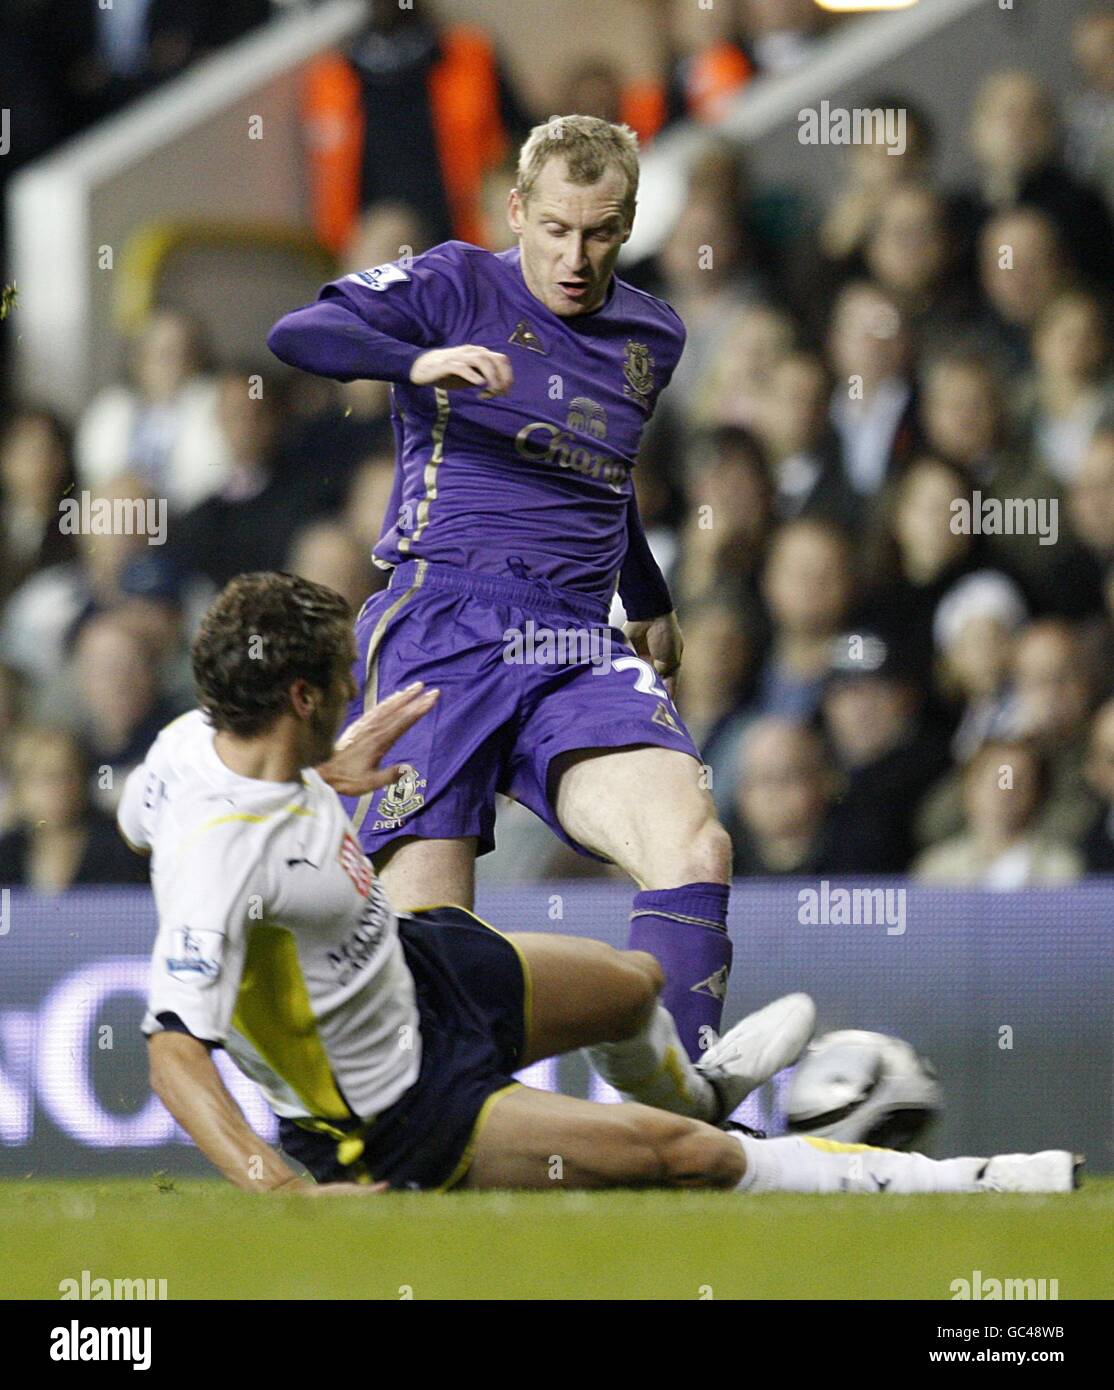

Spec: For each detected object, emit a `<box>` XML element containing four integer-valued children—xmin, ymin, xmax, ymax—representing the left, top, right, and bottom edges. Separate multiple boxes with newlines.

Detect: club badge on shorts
<box><xmin>376</xmin><ymin>764</ymin><xmax>428</xmax><ymax>822</ymax></box>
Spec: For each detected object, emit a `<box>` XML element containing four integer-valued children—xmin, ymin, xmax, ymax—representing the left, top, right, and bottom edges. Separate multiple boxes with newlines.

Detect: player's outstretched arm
<box><xmin>148</xmin><ymin>1030</ymin><xmax>303</xmax><ymax>1191</ymax></box>
<box><xmin>147</xmin><ymin>1031</ymin><xmax>385</xmax><ymax>1195</ymax></box>
<box><xmin>317</xmin><ymin>681</ymin><xmax>440</xmax><ymax>795</ymax></box>
<box><xmin>267</xmin><ymin>299</ymin><xmax>429</xmax><ymax>385</ymax></box>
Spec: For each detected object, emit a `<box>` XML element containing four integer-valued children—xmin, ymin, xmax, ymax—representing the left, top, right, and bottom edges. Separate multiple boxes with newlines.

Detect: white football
<box><xmin>785</xmin><ymin>1029</ymin><xmax>943</xmax><ymax>1150</ymax></box>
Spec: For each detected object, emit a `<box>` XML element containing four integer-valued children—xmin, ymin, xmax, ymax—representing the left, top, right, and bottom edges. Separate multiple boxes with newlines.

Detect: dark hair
<box><xmin>0</xmin><ymin>402</ymin><xmax>72</xmax><ymax>451</ymax></box>
<box><xmin>863</xmin><ymin>453</ymin><xmax>973</xmax><ymax>590</ymax></box>
<box><xmin>686</xmin><ymin>424</ymin><xmax>770</xmax><ymax>480</ymax></box>
<box><xmin>136</xmin><ymin>307</ymin><xmax>214</xmax><ymax>375</ymax></box>
<box><xmin>920</xmin><ymin>344</ymin><xmax>1006</xmax><ymax>398</ymax></box>
<box><xmin>860</xmin><ymin>94</ymin><xmax>937</xmax><ymax>158</ymax></box>
<box><xmin>191</xmin><ymin>573</ymin><xmax>352</xmax><ymax>736</ymax></box>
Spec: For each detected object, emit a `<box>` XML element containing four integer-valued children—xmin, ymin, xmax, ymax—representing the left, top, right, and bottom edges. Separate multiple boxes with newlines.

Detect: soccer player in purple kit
<box><xmin>268</xmin><ymin>116</ymin><xmax>733</xmax><ymax>1062</ymax></box>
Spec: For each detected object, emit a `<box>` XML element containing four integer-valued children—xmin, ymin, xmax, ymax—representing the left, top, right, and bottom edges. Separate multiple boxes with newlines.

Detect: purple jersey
<box><xmin>269</xmin><ymin>241</ymin><xmax>685</xmax><ymax>612</ymax></box>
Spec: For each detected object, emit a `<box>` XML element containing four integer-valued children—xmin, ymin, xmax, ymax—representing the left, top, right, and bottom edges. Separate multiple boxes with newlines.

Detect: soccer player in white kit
<box><xmin>119</xmin><ymin>573</ymin><xmax>1079</xmax><ymax>1195</ymax></box>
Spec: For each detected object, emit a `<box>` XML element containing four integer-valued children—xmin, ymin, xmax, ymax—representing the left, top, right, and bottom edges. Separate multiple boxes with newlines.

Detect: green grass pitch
<box><xmin>3</xmin><ymin>1178</ymin><xmax>1111</xmax><ymax>1300</ymax></box>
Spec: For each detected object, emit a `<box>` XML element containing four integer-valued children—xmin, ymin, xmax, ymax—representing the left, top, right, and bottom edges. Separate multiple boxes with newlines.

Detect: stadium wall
<box><xmin>1</xmin><ymin>882</ymin><xmax>1109</xmax><ymax>1177</ymax></box>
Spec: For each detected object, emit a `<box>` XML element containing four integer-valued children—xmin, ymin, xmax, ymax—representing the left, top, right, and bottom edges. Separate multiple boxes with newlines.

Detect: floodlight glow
<box><xmin>815</xmin><ymin>1</ymin><xmax>920</xmax><ymax>12</ymax></box>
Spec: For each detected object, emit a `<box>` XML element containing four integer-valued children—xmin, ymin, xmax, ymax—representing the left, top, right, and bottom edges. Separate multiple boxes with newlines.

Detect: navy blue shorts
<box><xmin>278</xmin><ymin>906</ymin><xmax>530</xmax><ymax>1191</ymax></box>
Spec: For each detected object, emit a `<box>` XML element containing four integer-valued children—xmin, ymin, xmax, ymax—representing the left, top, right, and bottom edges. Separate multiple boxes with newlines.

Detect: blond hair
<box><xmin>516</xmin><ymin>115</ymin><xmax>640</xmax><ymax>220</ymax></box>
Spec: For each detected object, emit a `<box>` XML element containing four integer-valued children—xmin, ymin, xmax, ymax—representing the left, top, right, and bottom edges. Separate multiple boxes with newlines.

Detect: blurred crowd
<box><xmin>2</xmin><ymin>0</ymin><xmax>1114</xmax><ymax>891</ymax></box>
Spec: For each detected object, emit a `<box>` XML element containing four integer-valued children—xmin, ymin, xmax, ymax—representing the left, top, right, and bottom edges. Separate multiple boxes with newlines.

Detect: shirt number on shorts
<box><xmin>613</xmin><ymin>655</ymin><xmax>668</xmax><ymax>701</ymax></box>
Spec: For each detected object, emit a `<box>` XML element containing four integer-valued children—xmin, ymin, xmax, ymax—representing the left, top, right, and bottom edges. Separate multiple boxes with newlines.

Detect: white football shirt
<box><xmin>118</xmin><ymin>710</ymin><xmax>421</xmax><ymax>1123</ymax></box>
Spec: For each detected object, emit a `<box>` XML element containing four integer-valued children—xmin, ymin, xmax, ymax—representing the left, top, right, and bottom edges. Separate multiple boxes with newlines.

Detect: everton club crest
<box><xmin>623</xmin><ymin>340</ymin><xmax>655</xmax><ymax>410</ymax></box>
<box><xmin>376</xmin><ymin>763</ymin><xmax>427</xmax><ymax>821</ymax></box>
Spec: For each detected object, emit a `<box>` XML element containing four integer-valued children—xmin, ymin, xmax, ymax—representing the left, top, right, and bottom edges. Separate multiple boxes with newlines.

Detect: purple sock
<box><xmin>627</xmin><ymin>882</ymin><xmax>732</xmax><ymax>1061</ymax></box>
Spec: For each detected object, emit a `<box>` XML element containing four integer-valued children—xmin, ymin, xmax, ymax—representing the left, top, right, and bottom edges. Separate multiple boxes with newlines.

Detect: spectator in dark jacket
<box><xmin>172</xmin><ymin>371</ymin><xmax>322</xmax><ymax>590</ymax></box>
<box><xmin>0</xmin><ymin>727</ymin><xmax>149</xmax><ymax>890</ymax></box>
<box><xmin>957</xmin><ymin>70</ymin><xmax>1113</xmax><ymax>286</ymax></box>
<box><xmin>39</xmin><ymin>0</ymin><xmax>272</xmax><ymax>135</ymax></box>
<box><xmin>1080</xmin><ymin>697</ymin><xmax>1114</xmax><ymax>871</ymax></box>
<box><xmin>0</xmin><ymin>407</ymin><xmax>77</xmax><ymax>602</ymax></box>
<box><xmin>726</xmin><ymin>716</ymin><xmax>895</xmax><ymax>877</ymax></box>
<box><xmin>820</xmin><ymin>630</ymin><xmax>952</xmax><ymax>871</ymax></box>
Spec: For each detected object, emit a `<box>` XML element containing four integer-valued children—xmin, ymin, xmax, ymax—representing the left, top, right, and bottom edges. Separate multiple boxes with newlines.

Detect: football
<box><xmin>785</xmin><ymin>1030</ymin><xmax>944</xmax><ymax>1151</ymax></box>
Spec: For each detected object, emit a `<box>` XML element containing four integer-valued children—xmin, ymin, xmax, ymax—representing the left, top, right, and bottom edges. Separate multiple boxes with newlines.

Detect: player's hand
<box><xmin>624</xmin><ymin>611</ymin><xmax>684</xmax><ymax>698</ymax></box>
<box><xmin>410</xmin><ymin>345</ymin><xmax>513</xmax><ymax>399</ymax></box>
<box><xmin>317</xmin><ymin>682</ymin><xmax>439</xmax><ymax>796</ymax></box>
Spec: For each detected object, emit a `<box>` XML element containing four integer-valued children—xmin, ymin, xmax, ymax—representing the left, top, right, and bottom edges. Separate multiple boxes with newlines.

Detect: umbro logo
<box><xmin>509</xmin><ymin>319</ymin><xmax>547</xmax><ymax>354</ymax></box>
<box><xmin>691</xmin><ymin>966</ymin><xmax>729</xmax><ymax>1001</ymax></box>
<box><xmin>652</xmin><ymin>702</ymin><xmax>683</xmax><ymax>734</ymax></box>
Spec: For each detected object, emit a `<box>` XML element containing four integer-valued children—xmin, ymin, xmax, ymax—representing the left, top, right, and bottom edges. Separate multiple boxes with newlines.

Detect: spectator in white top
<box><xmin>913</xmin><ymin>738</ymin><xmax>1081</xmax><ymax>888</ymax></box>
<box><xmin>932</xmin><ymin>569</ymin><xmax>1028</xmax><ymax>763</ymax></box>
<box><xmin>75</xmin><ymin>309</ymin><xmax>231</xmax><ymax>513</ymax></box>
<box><xmin>0</xmin><ymin>472</ymin><xmax>156</xmax><ymax>685</ymax></box>
<box><xmin>1066</xmin><ymin>6</ymin><xmax>1114</xmax><ymax>216</ymax></box>
<box><xmin>739</xmin><ymin>0</ymin><xmax>826</xmax><ymax>78</ymax></box>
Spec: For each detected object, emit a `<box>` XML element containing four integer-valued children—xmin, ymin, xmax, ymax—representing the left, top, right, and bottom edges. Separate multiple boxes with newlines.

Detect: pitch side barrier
<box><xmin>0</xmin><ymin>880</ymin><xmax>1107</xmax><ymax>1176</ymax></box>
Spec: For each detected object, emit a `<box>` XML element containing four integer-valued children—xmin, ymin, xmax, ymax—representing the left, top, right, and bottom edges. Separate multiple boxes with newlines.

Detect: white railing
<box><xmin>7</xmin><ymin>0</ymin><xmax>367</xmax><ymax>413</ymax></box>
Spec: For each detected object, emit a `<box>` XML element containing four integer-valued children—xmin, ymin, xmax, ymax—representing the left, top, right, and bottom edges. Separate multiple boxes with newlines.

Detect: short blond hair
<box><xmin>516</xmin><ymin>114</ymin><xmax>640</xmax><ymax>220</ymax></box>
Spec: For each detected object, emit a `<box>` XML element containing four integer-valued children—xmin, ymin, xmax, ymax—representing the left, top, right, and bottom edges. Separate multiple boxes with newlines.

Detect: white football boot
<box><xmin>696</xmin><ymin>992</ymin><xmax>817</xmax><ymax>1125</ymax></box>
<box><xmin>976</xmin><ymin>1151</ymin><xmax>1083</xmax><ymax>1193</ymax></box>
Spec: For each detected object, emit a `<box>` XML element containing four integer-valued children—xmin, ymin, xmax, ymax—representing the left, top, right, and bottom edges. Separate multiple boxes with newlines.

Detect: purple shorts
<box><xmin>340</xmin><ymin>560</ymin><xmax>700</xmax><ymax>859</ymax></box>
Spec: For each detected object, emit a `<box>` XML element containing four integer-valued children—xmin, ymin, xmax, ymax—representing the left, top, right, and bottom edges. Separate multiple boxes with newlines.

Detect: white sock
<box><xmin>586</xmin><ymin>1005</ymin><xmax>718</xmax><ymax>1122</ymax></box>
<box><xmin>732</xmin><ymin>1133</ymin><xmax>987</xmax><ymax>1194</ymax></box>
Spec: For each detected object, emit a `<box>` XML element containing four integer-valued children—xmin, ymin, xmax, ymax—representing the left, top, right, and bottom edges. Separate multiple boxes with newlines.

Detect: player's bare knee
<box><xmin>684</xmin><ymin>817</ymin><xmax>732</xmax><ymax>884</ymax></box>
<box><xmin>659</xmin><ymin>815</ymin><xmax>731</xmax><ymax>886</ymax></box>
<box><xmin>640</xmin><ymin>812</ymin><xmax>732</xmax><ymax>889</ymax></box>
